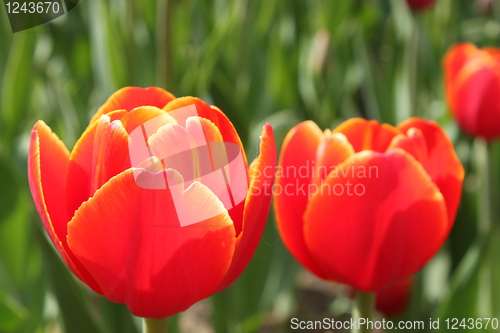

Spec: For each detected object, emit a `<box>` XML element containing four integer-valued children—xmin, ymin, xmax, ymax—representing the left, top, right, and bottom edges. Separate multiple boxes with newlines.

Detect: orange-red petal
<box><xmin>451</xmin><ymin>64</ymin><xmax>500</xmax><ymax>140</ymax></box>
<box><xmin>387</xmin><ymin>128</ymin><xmax>429</xmax><ymax>169</ymax></box>
<box><xmin>147</xmin><ymin>117</ymin><xmax>246</xmax><ymax>223</ymax></box>
<box><xmin>28</xmin><ymin>121</ymin><xmax>101</xmax><ymax>293</ymax></box>
<box><xmin>443</xmin><ymin>43</ymin><xmax>478</xmax><ymax>112</ymax></box>
<box><xmin>163</xmin><ymin>97</ymin><xmax>248</xmax><ymax>168</ymax></box>
<box><xmin>65</xmin><ymin>116</ymin><xmax>131</xmax><ymax>216</ymax></box>
<box><xmin>333</xmin><ymin>118</ymin><xmax>402</xmax><ymax>153</ymax></box>
<box><xmin>483</xmin><ymin>47</ymin><xmax>500</xmax><ymax>62</ymax></box>
<box><xmin>397</xmin><ymin>118</ymin><xmax>464</xmax><ymax>227</ymax></box>
<box><xmin>312</xmin><ymin>131</ymin><xmax>355</xmax><ymax>187</ymax></box>
<box><xmin>443</xmin><ymin>44</ymin><xmax>500</xmax><ymax>140</ymax></box>
<box><xmin>89</xmin><ymin>87</ymin><xmax>175</xmax><ymax>124</ymax></box>
<box><xmin>115</xmin><ymin>106</ymin><xmax>168</xmax><ymax>134</ymax></box>
<box><xmin>216</xmin><ymin>123</ymin><xmax>276</xmax><ymax>291</ymax></box>
<box><xmin>67</xmin><ymin>169</ymin><xmax>236</xmax><ymax>318</ymax></box>
<box><xmin>274</xmin><ymin>121</ymin><xmax>328</xmax><ymax>279</ymax></box>
<box><xmin>304</xmin><ymin>150</ymin><xmax>448</xmax><ymax>291</ymax></box>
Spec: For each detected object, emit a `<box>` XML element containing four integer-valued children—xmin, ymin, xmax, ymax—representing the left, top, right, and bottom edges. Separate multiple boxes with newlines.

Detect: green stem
<box><xmin>478</xmin><ymin>140</ymin><xmax>494</xmax><ymax>234</ymax></box>
<box><xmin>353</xmin><ymin>292</ymin><xmax>375</xmax><ymax>333</ymax></box>
<box><xmin>143</xmin><ymin>318</ymin><xmax>168</xmax><ymax>333</ymax></box>
<box><xmin>126</xmin><ymin>0</ymin><xmax>137</xmax><ymax>84</ymax></box>
<box><xmin>408</xmin><ymin>17</ymin><xmax>418</xmax><ymax>118</ymax></box>
<box><xmin>156</xmin><ymin>0</ymin><xmax>175</xmax><ymax>92</ymax></box>
<box><xmin>486</xmin><ymin>142</ymin><xmax>497</xmax><ymax>316</ymax></box>
<box><xmin>476</xmin><ymin>139</ymin><xmax>496</xmax><ymax>317</ymax></box>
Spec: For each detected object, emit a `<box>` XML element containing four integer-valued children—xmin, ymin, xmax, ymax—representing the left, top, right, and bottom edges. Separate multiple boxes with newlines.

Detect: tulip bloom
<box><xmin>274</xmin><ymin>118</ymin><xmax>463</xmax><ymax>292</ymax></box>
<box><xmin>444</xmin><ymin>43</ymin><xmax>500</xmax><ymax>141</ymax></box>
<box><xmin>28</xmin><ymin>87</ymin><xmax>276</xmax><ymax>318</ymax></box>
<box><xmin>406</xmin><ymin>0</ymin><xmax>435</xmax><ymax>11</ymax></box>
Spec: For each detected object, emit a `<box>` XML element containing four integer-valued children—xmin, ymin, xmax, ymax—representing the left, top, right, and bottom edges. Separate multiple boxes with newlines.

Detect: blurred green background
<box><xmin>1</xmin><ymin>0</ymin><xmax>500</xmax><ymax>332</ymax></box>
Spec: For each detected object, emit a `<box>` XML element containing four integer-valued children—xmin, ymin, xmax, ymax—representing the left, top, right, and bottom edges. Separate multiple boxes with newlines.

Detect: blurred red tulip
<box><xmin>274</xmin><ymin>118</ymin><xmax>463</xmax><ymax>292</ymax></box>
<box><xmin>444</xmin><ymin>43</ymin><xmax>500</xmax><ymax>141</ymax></box>
<box><xmin>28</xmin><ymin>87</ymin><xmax>276</xmax><ymax>318</ymax></box>
<box><xmin>406</xmin><ymin>0</ymin><xmax>435</xmax><ymax>11</ymax></box>
<box><xmin>375</xmin><ymin>278</ymin><xmax>412</xmax><ymax>317</ymax></box>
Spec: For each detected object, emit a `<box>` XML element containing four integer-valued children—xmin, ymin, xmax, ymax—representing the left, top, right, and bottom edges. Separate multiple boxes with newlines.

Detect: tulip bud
<box><xmin>443</xmin><ymin>43</ymin><xmax>500</xmax><ymax>141</ymax></box>
<box><xmin>406</xmin><ymin>0</ymin><xmax>436</xmax><ymax>11</ymax></box>
<box><xmin>375</xmin><ymin>278</ymin><xmax>412</xmax><ymax>317</ymax></box>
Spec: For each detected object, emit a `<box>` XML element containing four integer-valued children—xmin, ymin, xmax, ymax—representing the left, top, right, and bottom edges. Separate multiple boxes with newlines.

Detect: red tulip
<box><xmin>406</xmin><ymin>0</ymin><xmax>435</xmax><ymax>11</ymax></box>
<box><xmin>274</xmin><ymin>118</ymin><xmax>463</xmax><ymax>292</ymax></box>
<box><xmin>375</xmin><ymin>278</ymin><xmax>412</xmax><ymax>317</ymax></box>
<box><xmin>28</xmin><ymin>87</ymin><xmax>276</xmax><ymax>318</ymax></box>
<box><xmin>444</xmin><ymin>43</ymin><xmax>500</xmax><ymax>141</ymax></box>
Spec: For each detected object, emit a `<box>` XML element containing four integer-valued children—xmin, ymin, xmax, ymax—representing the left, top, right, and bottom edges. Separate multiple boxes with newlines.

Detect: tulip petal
<box><xmin>443</xmin><ymin>43</ymin><xmax>477</xmax><ymax>112</ymax></box>
<box><xmin>148</xmin><ymin>123</ymin><xmax>194</xmax><ymax>165</ymax></box>
<box><xmin>67</xmin><ymin>169</ymin><xmax>236</xmax><ymax>318</ymax></box>
<box><xmin>187</xmin><ymin>117</ymin><xmax>224</xmax><ymax>146</ymax></box>
<box><xmin>67</xmin><ymin>107</ymin><xmax>167</xmax><ymax>215</ymax></box>
<box><xmin>304</xmin><ymin>150</ymin><xmax>448</xmax><ymax>291</ymax></box>
<box><xmin>312</xmin><ymin>131</ymin><xmax>355</xmax><ymax>187</ymax></box>
<box><xmin>216</xmin><ymin>123</ymin><xmax>276</xmax><ymax>291</ymax></box>
<box><xmin>483</xmin><ymin>47</ymin><xmax>500</xmax><ymax>62</ymax></box>
<box><xmin>333</xmin><ymin>118</ymin><xmax>401</xmax><ymax>153</ymax></box>
<box><xmin>147</xmin><ymin>122</ymin><xmax>201</xmax><ymax>194</ymax></box>
<box><xmin>163</xmin><ymin>97</ymin><xmax>247</xmax><ymax>167</ymax></box>
<box><xmin>28</xmin><ymin>121</ymin><xmax>101</xmax><ymax>293</ymax></box>
<box><xmin>65</xmin><ymin>115</ymin><xmax>131</xmax><ymax>217</ymax></box>
<box><xmin>115</xmin><ymin>106</ymin><xmax>169</xmax><ymax>134</ymax></box>
<box><xmin>398</xmin><ymin>118</ymin><xmax>464</xmax><ymax>226</ymax></box>
<box><xmin>274</xmin><ymin>121</ymin><xmax>329</xmax><ymax>279</ymax></box>
<box><xmin>387</xmin><ymin>128</ymin><xmax>429</xmax><ymax>169</ymax></box>
<box><xmin>89</xmin><ymin>87</ymin><xmax>175</xmax><ymax>124</ymax></box>
<box><xmin>443</xmin><ymin>44</ymin><xmax>500</xmax><ymax>140</ymax></box>
<box><xmin>451</xmin><ymin>63</ymin><xmax>500</xmax><ymax>140</ymax></box>
<box><xmin>185</xmin><ymin>117</ymin><xmax>248</xmax><ymax>231</ymax></box>
<box><xmin>148</xmin><ymin>117</ymin><xmax>243</xmax><ymax>217</ymax></box>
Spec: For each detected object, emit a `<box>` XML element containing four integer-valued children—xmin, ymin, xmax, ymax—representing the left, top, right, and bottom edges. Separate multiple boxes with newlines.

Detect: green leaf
<box><xmin>36</xmin><ymin>227</ymin><xmax>104</xmax><ymax>333</ymax></box>
<box><xmin>0</xmin><ymin>289</ymin><xmax>28</xmax><ymax>332</ymax></box>
<box><xmin>0</xmin><ymin>193</ymin><xmax>29</xmax><ymax>289</ymax></box>
<box><xmin>0</xmin><ymin>156</ymin><xmax>19</xmax><ymax>229</ymax></box>
<box><xmin>0</xmin><ymin>31</ymin><xmax>36</xmax><ymax>146</ymax></box>
<box><xmin>435</xmin><ymin>234</ymin><xmax>499</xmax><ymax>332</ymax></box>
